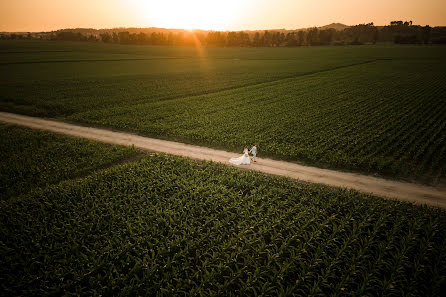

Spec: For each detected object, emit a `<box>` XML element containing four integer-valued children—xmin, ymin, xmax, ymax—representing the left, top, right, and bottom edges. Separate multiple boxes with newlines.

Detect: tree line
<box><xmin>2</xmin><ymin>21</ymin><xmax>446</xmax><ymax>46</ymax></box>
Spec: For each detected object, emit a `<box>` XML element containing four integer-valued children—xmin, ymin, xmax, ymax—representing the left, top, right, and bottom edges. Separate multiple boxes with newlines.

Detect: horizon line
<box><xmin>2</xmin><ymin>22</ymin><xmax>446</xmax><ymax>34</ymax></box>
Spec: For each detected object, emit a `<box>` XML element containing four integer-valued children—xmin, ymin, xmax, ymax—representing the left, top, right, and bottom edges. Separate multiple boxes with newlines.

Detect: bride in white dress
<box><xmin>229</xmin><ymin>146</ymin><xmax>251</xmax><ymax>165</ymax></box>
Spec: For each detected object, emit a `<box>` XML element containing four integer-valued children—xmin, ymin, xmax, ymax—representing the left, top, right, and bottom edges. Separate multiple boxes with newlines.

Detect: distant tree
<box><xmin>150</xmin><ymin>32</ymin><xmax>166</xmax><ymax>45</ymax></box>
<box><xmin>226</xmin><ymin>31</ymin><xmax>238</xmax><ymax>46</ymax></box>
<box><xmin>271</xmin><ymin>32</ymin><xmax>282</xmax><ymax>46</ymax></box>
<box><xmin>307</xmin><ymin>28</ymin><xmax>319</xmax><ymax>45</ymax></box>
<box><xmin>117</xmin><ymin>32</ymin><xmax>130</xmax><ymax>44</ymax></box>
<box><xmin>391</xmin><ymin>21</ymin><xmax>403</xmax><ymax>26</ymax></box>
<box><xmin>136</xmin><ymin>32</ymin><xmax>149</xmax><ymax>45</ymax></box>
<box><xmin>263</xmin><ymin>31</ymin><xmax>272</xmax><ymax>47</ymax></box>
<box><xmin>343</xmin><ymin>23</ymin><xmax>376</xmax><ymax>44</ymax></box>
<box><xmin>87</xmin><ymin>35</ymin><xmax>98</xmax><ymax>42</ymax></box>
<box><xmin>431</xmin><ymin>37</ymin><xmax>446</xmax><ymax>44</ymax></box>
<box><xmin>285</xmin><ymin>32</ymin><xmax>297</xmax><ymax>46</ymax></box>
<box><xmin>238</xmin><ymin>31</ymin><xmax>251</xmax><ymax>46</ymax></box>
<box><xmin>252</xmin><ymin>32</ymin><xmax>261</xmax><ymax>46</ymax></box>
<box><xmin>394</xmin><ymin>34</ymin><xmax>419</xmax><ymax>44</ymax></box>
<box><xmin>372</xmin><ymin>29</ymin><xmax>379</xmax><ymax>44</ymax></box>
<box><xmin>166</xmin><ymin>32</ymin><xmax>175</xmax><ymax>46</ymax></box>
<box><xmin>279</xmin><ymin>32</ymin><xmax>286</xmax><ymax>46</ymax></box>
<box><xmin>319</xmin><ymin>28</ymin><xmax>335</xmax><ymax>45</ymax></box>
<box><xmin>206</xmin><ymin>31</ymin><xmax>226</xmax><ymax>46</ymax></box>
<box><xmin>112</xmin><ymin>32</ymin><xmax>119</xmax><ymax>43</ymax></box>
<box><xmin>53</xmin><ymin>31</ymin><xmax>87</xmax><ymax>42</ymax></box>
<box><xmin>100</xmin><ymin>33</ymin><xmax>112</xmax><ymax>43</ymax></box>
<box><xmin>297</xmin><ymin>30</ymin><xmax>306</xmax><ymax>46</ymax></box>
<box><xmin>422</xmin><ymin>26</ymin><xmax>431</xmax><ymax>44</ymax></box>
<box><xmin>36</xmin><ymin>20</ymin><xmax>446</xmax><ymax>47</ymax></box>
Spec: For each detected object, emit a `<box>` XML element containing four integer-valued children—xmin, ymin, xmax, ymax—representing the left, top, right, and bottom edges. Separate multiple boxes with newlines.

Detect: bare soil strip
<box><xmin>1</xmin><ymin>111</ymin><xmax>444</xmax><ymax>208</ymax></box>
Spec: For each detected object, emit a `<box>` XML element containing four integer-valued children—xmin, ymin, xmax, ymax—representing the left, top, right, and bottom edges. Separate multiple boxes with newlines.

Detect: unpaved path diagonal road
<box><xmin>1</xmin><ymin>111</ymin><xmax>445</xmax><ymax>208</ymax></box>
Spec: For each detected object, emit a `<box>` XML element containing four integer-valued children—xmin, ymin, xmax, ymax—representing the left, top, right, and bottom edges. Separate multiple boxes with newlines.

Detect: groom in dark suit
<box><xmin>249</xmin><ymin>144</ymin><xmax>257</xmax><ymax>162</ymax></box>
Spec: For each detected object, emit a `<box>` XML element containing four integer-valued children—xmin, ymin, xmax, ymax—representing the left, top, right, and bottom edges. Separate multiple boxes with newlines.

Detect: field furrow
<box><xmin>1</xmin><ymin>42</ymin><xmax>445</xmax><ymax>181</ymax></box>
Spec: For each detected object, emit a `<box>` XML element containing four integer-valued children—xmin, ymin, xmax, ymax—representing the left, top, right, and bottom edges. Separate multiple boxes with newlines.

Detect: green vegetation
<box><xmin>70</xmin><ymin>59</ymin><xmax>446</xmax><ymax>182</ymax></box>
<box><xmin>4</xmin><ymin>21</ymin><xmax>446</xmax><ymax>46</ymax></box>
<box><xmin>1</xmin><ymin>153</ymin><xmax>445</xmax><ymax>296</ymax></box>
<box><xmin>0</xmin><ymin>41</ymin><xmax>373</xmax><ymax>116</ymax></box>
<box><xmin>0</xmin><ymin>124</ymin><xmax>139</xmax><ymax>200</ymax></box>
<box><xmin>1</xmin><ymin>41</ymin><xmax>445</xmax><ymax>182</ymax></box>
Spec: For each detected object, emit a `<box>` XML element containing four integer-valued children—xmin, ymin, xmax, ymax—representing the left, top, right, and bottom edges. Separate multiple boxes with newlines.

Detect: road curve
<box><xmin>1</xmin><ymin>111</ymin><xmax>445</xmax><ymax>208</ymax></box>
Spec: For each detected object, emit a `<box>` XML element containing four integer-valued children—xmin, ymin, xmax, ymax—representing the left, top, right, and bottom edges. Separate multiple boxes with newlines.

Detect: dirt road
<box><xmin>1</xmin><ymin>111</ymin><xmax>445</xmax><ymax>208</ymax></box>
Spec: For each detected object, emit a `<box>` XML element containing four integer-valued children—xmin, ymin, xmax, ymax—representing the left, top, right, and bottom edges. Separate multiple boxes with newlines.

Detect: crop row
<box><xmin>1</xmin><ymin>42</ymin><xmax>445</xmax><ymax>181</ymax></box>
<box><xmin>0</xmin><ymin>124</ymin><xmax>139</xmax><ymax>200</ymax></box>
<box><xmin>1</xmin><ymin>153</ymin><xmax>445</xmax><ymax>296</ymax></box>
<box><xmin>0</xmin><ymin>41</ymin><xmax>374</xmax><ymax>118</ymax></box>
<box><xmin>69</xmin><ymin>59</ymin><xmax>446</xmax><ymax>182</ymax></box>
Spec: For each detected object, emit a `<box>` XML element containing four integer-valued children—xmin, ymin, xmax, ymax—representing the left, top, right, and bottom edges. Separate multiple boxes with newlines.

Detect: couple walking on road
<box><xmin>229</xmin><ymin>144</ymin><xmax>257</xmax><ymax>165</ymax></box>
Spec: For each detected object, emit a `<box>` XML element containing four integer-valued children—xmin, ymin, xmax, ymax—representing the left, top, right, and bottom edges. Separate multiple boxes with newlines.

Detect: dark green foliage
<box><xmin>1</xmin><ymin>41</ymin><xmax>445</xmax><ymax>181</ymax></box>
<box><xmin>1</xmin><ymin>154</ymin><xmax>445</xmax><ymax>296</ymax></box>
<box><xmin>3</xmin><ymin>23</ymin><xmax>446</xmax><ymax>46</ymax></box>
<box><xmin>0</xmin><ymin>124</ymin><xmax>138</xmax><ymax>200</ymax></box>
<box><xmin>70</xmin><ymin>59</ymin><xmax>446</xmax><ymax>182</ymax></box>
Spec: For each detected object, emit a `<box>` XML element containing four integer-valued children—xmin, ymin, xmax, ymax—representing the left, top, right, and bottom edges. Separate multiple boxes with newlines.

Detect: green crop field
<box><xmin>1</xmin><ymin>40</ymin><xmax>445</xmax><ymax>182</ymax></box>
<box><xmin>0</xmin><ymin>124</ymin><xmax>139</xmax><ymax>200</ymax></box>
<box><xmin>1</xmin><ymin>152</ymin><xmax>445</xmax><ymax>296</ymax></box>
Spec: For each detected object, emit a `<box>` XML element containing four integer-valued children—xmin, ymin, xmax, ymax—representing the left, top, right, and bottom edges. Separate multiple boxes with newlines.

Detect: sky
<box><xmin>1</xmin><ymin>0</ymin><xmax>445</xmax><ymax>32</ymax></box>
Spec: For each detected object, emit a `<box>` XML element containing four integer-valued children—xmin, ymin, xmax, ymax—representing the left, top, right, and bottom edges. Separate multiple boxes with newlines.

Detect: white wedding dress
<box><xmin>229</xmin><ymin>148</ymin><xmax>250</xmax><ymax>165</ymax></box>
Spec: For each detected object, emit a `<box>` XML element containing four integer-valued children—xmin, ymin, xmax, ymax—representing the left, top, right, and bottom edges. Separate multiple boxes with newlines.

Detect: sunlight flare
<box><xmin>141</xmin><ymin>0</ymin><xmax>252</xmax><ymax>30</ymax></box>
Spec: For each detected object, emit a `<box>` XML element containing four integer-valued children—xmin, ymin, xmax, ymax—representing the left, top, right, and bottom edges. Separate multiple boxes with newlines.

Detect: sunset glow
<box><xmin>0</xmin><ymin>0</ymin><xmax>445</xmax><ymax>32</ymax></box>
<box><xmin>143</xmin><ymin>0</ymin><xmax>252</xmax><ymax>30</ymax></box>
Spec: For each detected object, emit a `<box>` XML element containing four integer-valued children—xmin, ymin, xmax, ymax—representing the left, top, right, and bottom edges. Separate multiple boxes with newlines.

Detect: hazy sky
<box><xmin>1</xmin><ymin>0</ymin><xmax>445</xmax><ymax>32</ymax></box>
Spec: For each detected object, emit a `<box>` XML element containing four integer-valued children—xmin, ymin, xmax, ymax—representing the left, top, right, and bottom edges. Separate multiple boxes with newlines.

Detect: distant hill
<box><xmin>3</xmin><ymin>22</ymin><xmax>446</xmax><ymax>46</ymax></box>
<box><xmin>53</xmin><ymin>23</ymin><xmax>350</xmax><ymax>35</ymax></box>
<box><xmin>225</xmin><ymin>23</ymin><xmax>350</xmax><ymax>33</ymax></box>
<box><xmin>318</xmin><ymin>23</ymin><xmax>349</xmax><ymax>31</ymax></box>
<box><xmin>57</xmin><ymin>27</ymin><xmax>200</xmax><ymax>35</ymax></box>
<box><xmin>1</xmin><ymin>23</ymin><xmax>351</xmax><ymax>35</ymax></box>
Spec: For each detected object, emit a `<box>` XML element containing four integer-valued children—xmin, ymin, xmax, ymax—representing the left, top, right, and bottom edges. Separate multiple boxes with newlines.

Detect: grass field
<box><xmin>1</xmin><ymin>147</ymin><xmax>445</xmax><ymax>296</ymax></box>
<box><xmin>1</xmin><ymin>41</ymin><xmax>445</xmax><ymax>182</ymax></box>
<box><xmin>0</xmin><ymin>124</ymin><xmax>139</xmax><ymax>200</ymax></box>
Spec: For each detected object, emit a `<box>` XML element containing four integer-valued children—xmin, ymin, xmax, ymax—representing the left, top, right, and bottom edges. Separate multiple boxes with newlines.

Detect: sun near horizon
<box><xmin>145</xmin><ymin>0</ymin><xmax>251</xmax><ymax>31</ymax></box>
<box><xmin>1</xmin><ymin>0</ymin><xmax>446</xmax><ymax>32</ymax></box>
